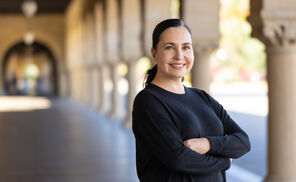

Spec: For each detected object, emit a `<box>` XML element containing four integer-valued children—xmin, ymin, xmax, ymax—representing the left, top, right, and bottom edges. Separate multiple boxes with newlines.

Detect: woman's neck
<box><xmin>151</xmin><ymin>74</ymin><xmax>185</xmax><ymax>94</ymax></box>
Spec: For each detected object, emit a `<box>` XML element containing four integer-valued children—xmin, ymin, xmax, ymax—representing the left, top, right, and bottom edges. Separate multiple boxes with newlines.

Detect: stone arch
<box><xmin>2</xmin><ymin>41</ymin><xmax>59</xmax><ymax>96</ymax></box>
<box><xmin>1</xmin><ymin>32</ymin><xmax>63</xmax><ymax>71</ymax></box>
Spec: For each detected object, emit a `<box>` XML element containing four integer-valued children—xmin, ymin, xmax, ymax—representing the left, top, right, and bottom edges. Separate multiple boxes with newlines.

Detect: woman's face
<box><xmin>151</xmin><ymin>26</ymin><xmax>194</xmax><ymax>81</ymax></box>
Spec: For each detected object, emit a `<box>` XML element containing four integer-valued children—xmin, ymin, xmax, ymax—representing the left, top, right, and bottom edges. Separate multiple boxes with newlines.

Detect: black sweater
<box><xmin>132</xmin><ymin>84</ymin><xmax>251</xmax><ymax>182</ymax></box>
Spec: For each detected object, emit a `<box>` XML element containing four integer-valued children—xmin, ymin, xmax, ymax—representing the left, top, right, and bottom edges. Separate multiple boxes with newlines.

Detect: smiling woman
<box><xmin>150</xmin><ymin>26</ymin><xmax>194</xmax><ymax>90</ymax></box>
<box><xmin>132</xmin><ymin>19</ymin><xmax>251</xmax><ymax>182</ymax></box>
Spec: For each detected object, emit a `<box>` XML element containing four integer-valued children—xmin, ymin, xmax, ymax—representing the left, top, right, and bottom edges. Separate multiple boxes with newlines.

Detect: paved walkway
<box><xmin>0</xmin><ymin>98</ymin><xmax>138</xmax><ymax>182</ymax></box>
<box><xmin>0</xmin><ymin>96</ymin><xmax>266</xmax><ymax>182</ymax></box>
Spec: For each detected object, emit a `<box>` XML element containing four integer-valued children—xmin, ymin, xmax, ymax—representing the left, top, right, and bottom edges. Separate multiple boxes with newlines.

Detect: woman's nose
<box><xmin>174</xmin><ymin>48</ymin><xmax>184</xmax><ymax>60</ymax></box>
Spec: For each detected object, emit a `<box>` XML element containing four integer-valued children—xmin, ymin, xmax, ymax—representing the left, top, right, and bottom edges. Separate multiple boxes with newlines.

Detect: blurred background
<box><xmin>0</xmin><ymin>0</ymin><xmax>295</xmax><ymax>181</ymax></box>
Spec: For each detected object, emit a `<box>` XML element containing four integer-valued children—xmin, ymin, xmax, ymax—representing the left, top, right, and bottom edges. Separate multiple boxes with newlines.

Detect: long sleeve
<box><xmin>132</xmin><ymin>90</ymin><xmax>231</xmax><ymax>176</ymax></box>
<box><xmin>201</xmin><ymin>91</ymin><xmax>251</xmax><ymax>159</ymax></box>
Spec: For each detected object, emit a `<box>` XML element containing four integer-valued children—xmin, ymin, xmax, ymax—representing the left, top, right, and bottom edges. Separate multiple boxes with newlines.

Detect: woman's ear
<box><xmin>151</xmin><ymin>48</ymin><xmax>157</xmax><ymax>62</ymax></box>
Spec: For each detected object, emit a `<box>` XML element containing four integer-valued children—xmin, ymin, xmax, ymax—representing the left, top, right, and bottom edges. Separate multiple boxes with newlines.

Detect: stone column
<box><xmin>90</xmin><ymin>66</ymin><xmax>99</xmax><ymax>110</ymax></box>
<box><xmin>261</xmin><ymin>8</ymin><xmax>296</xmax><ymax>182</ymax></box>
<box><xmin>74</xmin><ymin>16</ymin><xmax>87</xmax><ymax>104</ymax></box>
<box><xmin>0</xmin><ymin>52</ymin><xmax>2</xmax><ymax>94</ymax></box>
<box><xmin>109</xmin><ymin>63</ymin><xmax>125</xmax><ymax>119</ymax></box>
<box><xmin>121</xmin><ymin>0</ymin><xmax>142</xmax><ymax>127</ymax></box>
<box><xmin>73</xmin><ymin>68</ymin><xmax>80</xmax><ymax>101</ymax></box>
<box><xmin>85</xmin><ymin>66</ymin><xmax>93</xmax><ymax>106</ymax></box>
<box><xmin>144</xmin><ymin>0</ymin><xmax>175</xmax><ymax>56</ymax></box>
<box><xmin>76</xmin><ymin>69</ymin><xmax>82</xmax><ymax>101</ymax></box>
<box><xmin>183</xmin><ymin>0</ymin><xmax>220</xmax><ymax>92</ymax></box>
<box><xmin>82</xmin><ymin>14</ymin><xmax>93</xmax><ymax>106</ymax></box>
<box><xmin>93</xmin><ymin>0</ymin><xmax>104</xmax><ymax>112</ymax></box>
<box><xmin>59</xmin><ymin>69</ymin><xmax>70</xmax><ymax>97</ymax></box>
<box><xmin>86</xmin><ymin>11</ymin><xmax>97</xmax><ymax>107</ymax></box>
<box><xmin>80</xmin><ymin>68</ymin><xmax>86</xmax><ymax>103</ymax></box>
<box><xmin>191</xmin><ymin>46</ymin><xmax>215</xmax><ymax>92</ymax></box>
<box><xmin>124</xmin><ymin>62</ymin><xmax>137</xmax><ymax>128</ymax></box>
<box><xmin>105</xmin><ymin>0</ymin><xmax>124</xmax><ymax>119</ymax></box>
<box><xmin>98</xmin><ymin>64</ymin><xmax>112</xmax><ymax>114</ymax></box>
<box><xmin>265</xmin><ymin>46</ymin><xmax>296</xmax><ymax>182</ymax></box>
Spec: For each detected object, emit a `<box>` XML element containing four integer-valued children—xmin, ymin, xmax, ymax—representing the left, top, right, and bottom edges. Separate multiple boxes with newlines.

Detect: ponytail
<box><xmin>144</xmin><ymin>64</ymin><xmax>157</xmax><ymax>87</ymax></box>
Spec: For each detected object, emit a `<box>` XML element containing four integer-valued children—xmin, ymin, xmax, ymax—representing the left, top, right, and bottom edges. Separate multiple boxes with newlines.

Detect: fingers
<box><xmin>183</xmin><ymin>140</ymin><xmax>191</xmax><ymax>147</ymax></box>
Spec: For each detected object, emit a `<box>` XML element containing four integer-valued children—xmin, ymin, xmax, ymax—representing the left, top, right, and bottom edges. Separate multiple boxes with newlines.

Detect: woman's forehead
<box><xmin>159</xmin><ymin>27</ymin><xmax>192</xmax><ymax>43</ymax></box>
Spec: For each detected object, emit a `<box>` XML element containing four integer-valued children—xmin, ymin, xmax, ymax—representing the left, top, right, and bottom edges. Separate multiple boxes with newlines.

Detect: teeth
<box><xmin>171</xmin><ymin>64</ymin><xmax>184</xmax><ymax>68</ymax></box>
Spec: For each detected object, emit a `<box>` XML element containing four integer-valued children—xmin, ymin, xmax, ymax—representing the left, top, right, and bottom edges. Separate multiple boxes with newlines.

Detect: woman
<box><xmin>132</xmin><ymin>19</ymin><xmax>250</xmax><ymax>182</ymax></box>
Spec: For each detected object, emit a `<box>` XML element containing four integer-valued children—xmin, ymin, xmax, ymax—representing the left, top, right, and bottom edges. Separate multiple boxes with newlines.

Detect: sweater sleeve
<box><xmin>132</xmin><ymin>91</ymin><xmax>231</xmax><ymax>175</ymax></box>
<box><xmin>201</xmin><ymin>91</ymin><xmax>251</xmax><ymax>159</ymax></box>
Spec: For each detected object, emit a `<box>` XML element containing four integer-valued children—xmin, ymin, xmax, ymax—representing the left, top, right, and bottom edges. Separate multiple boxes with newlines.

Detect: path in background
<box><xmin>0</xmin><ymin>98</ymin><xmax>138</xmax><ymax>182</ymax></box>
<box><xmin>211</xmin><ymin>82</ymin><xmax>267</xmax><ymax>181</ymax></box>
<box><xmin>0</xmin><ymin>81</ymin><xmax>267</xmax><ymax>182</ymax></box>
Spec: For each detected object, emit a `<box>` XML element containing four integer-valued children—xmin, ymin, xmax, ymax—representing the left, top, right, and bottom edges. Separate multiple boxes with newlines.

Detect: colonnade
<box><xmin>64</xmin><ymin>0</ymin><xmax>219</xmax><ymax>126</ymax></box>
<box><xmin>63</xmin><ymin>0</ymin><xmax>296</xmax><ymax>180</ymax></box>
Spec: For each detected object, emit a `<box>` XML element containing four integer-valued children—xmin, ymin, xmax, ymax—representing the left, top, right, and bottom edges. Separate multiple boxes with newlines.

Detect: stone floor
<box><xmin>0</xmin><ymin>96</ymin><xmax>266</xmax><ymax>182</ymax></box>
<box><xmin>0</xmin><ymin>98</ymin><xmax>138</xmax><ymax>182</ymax></box>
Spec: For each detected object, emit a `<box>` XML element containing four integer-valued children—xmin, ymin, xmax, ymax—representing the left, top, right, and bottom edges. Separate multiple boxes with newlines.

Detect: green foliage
<box><xmin>213</xmin><ymin>0</ymin><xmax>266</xmax><ymax>82</ymax></box>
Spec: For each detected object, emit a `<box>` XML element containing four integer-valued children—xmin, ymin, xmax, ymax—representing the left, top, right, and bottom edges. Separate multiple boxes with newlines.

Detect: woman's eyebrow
<box><xmin>163</xmin><ymin>42</ymin><xmax>192</xmax><ymax>46</ymax></box>
<box><xmin>164</xmin><ymin>42</ymin><xmax>175</xmax><ymax>46</ymax></box>
<box><xmin>183</xmin><ymin>42</ymin><xmax>192</xmax><ymax>45</ymax></box>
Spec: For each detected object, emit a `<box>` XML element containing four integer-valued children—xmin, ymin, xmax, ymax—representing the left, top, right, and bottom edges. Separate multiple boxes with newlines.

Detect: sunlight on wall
<box><xmin>0</xmin><ymin>96</ymin><xmax>51</xmax><ymax>112</ymax></box>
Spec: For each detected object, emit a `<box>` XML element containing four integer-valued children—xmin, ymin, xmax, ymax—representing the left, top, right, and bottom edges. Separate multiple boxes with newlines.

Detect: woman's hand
<box><xmin>184</xmin><ymin>138</ymin><xmax>211</xmax><ymax>155</ymax></box>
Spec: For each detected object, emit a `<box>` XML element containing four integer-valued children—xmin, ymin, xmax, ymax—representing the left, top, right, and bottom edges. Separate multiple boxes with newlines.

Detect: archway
<box><xmin>2</xmin><ymin>42</ymin><xmax>58</xmax><ymax>96</ymax></box>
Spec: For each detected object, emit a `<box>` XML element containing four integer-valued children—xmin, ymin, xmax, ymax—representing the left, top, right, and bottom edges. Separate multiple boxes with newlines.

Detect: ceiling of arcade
<box><xmin>0</xmin><ymin>0</ymin><xmax>71</xmax><ymax>14</ymax></box>
<box><xmin>0</xmin><ymin>0</ymin><xmax>72</xmax><ymax>73</ymax></box>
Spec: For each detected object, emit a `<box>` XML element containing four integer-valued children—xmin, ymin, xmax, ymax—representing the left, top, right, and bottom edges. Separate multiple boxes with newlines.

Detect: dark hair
<box><xmin>145</xmin><ymin>19</ymin><xmax>192</xmax><ymax>86</ymax></box>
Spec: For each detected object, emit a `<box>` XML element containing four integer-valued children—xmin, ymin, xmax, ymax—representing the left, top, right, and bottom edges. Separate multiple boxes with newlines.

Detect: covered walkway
<box><xmin>0</xmin><ymin>0</ymin><xmax>296</xmax><ymax>181</ymax></box>
<box><xmin>0</xmin><ymin>94</ymin><xmax>266</xmax><ymax>182</ymax></box>
<box><xmin>0</xmin><ymin>97</ymin><xmax>138</xmax><ymax>182</ymax></box>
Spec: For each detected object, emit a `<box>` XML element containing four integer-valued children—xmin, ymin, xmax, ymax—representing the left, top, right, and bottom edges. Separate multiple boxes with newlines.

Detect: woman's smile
<box><xmin>169</xmin><ymin>63</ymin><xmax>186</xmax><ymax>69</ymax></box>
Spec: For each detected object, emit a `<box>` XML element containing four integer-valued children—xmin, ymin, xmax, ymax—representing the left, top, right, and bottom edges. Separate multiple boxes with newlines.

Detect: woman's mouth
<box><xmin>169</xmin><ymin>63</ymin><xmax>186</xmax><ymax>69</ymax></box>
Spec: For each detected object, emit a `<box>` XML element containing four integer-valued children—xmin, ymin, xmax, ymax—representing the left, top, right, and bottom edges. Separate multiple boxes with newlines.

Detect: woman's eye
<box><xmin>165</xmin><ymin>46</ymin><xmax>174</xmax><ymax>50</ymax></box>
<box><xmin>183</xmin><ymin>46</ymin><xmax>191</xmax><ymax>50</ymax></box>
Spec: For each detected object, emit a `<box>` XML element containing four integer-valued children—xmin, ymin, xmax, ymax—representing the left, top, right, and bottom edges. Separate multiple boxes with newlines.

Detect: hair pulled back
<box><xmin>145</xmin><ymin>19</ymin><xmax>192</xmax><ymax>86</ymax></box>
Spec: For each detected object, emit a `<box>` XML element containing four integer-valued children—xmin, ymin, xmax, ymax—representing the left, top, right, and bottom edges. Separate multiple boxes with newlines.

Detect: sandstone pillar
<box><xmin>121</xmin><ymin>0</ymin><xmax>142</xmax><ymax>127</ymax></box>
<box><xmin>144</xmin><ymin>0</ymin><xmax>175</xmax><ymax>57</ymax></box>
<box><xmin>105</xmin><ymin>0</ymin><xmax>124</xmax><ymax>119</ymax></box>
<box><xmin>98</xmin><ymin>64</ymin><xmax>112</xmax><ymax>114</ymax></box>
<box><xmin>90</xmin><ymin>66</ymin><xmax>100</xmax><ymax>110</ymax></box>
<box><xmin>260</xmin><ymin>6</ymin><xmax>296</xmax><ymax>181</ymax></box>
<box><xmin>59</xmin><ymin>69</ymin><xmax>70</xmax><ymax>97</ymax></box>
<box><xmin>124</xmin><ymin>62</ymin><xmax>137</xmax><ymax>128</ymax></box>
<box><xmin>264</xmin><ymin>46</ymin><xmax>296</xmax><ymax>182</ymax></box>
<box><xmin>85</xmin><ymin>67</ymin><xmax>93</xmax><ymax>106</ymax></box>
<box><xmin>109</xmin><ymin>63</ymin><xmax>125</xmax><ymax>119</ymax></box>
<box><xmin>183</xmin><ymin>0</ymin><xmax>220</xmax><ymax>92</ymax></box>
<box><xmin>81</xmin><ymin>15</ymin><xmax>91</xmax><ymax>106</ymax></box>
<box><xmin>191</xmin><ymin>46</ymin><xmax>214</xmax><ymax>93</ymax></box>
<box><xmin>93</xmin><ymin>1</ymin><xmax>104</xmax><ymax>111</ymax></box>
<box><xmin>85</xmin><ymin>12</ymin><xmax>97</xmax><ymax>107</ymax></box>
